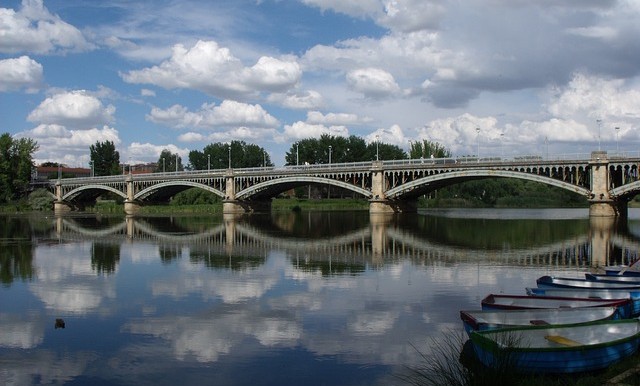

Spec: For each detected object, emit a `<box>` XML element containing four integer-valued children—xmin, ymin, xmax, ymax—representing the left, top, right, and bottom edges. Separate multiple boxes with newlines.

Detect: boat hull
<box><xmin>482</xmin><ymin>293</ymin><xmax>633</xmax><ymax>319</ymax></box>
<box><xmin>526</xmin><ymin>287</ymin><xmax>640</xmax><ymax>317</ymax></box>
<box><xmin>470</xmin><ymin>319</ymin><xmax>640</xmax><ymax>373</ymax></box>
<box><xmin>460</xmin><ymin>307</ymin><xmax>620</xmax><ymax>335</ymax></box>
<box><xmin>537</xmin><ymin>275</ymin><xmax>640</xmax><ymax>290</ymax></box>
<box><xmin>605</xmin><ymin>266</ymin><xmax>640</xmax><ymax>276</ymax></box>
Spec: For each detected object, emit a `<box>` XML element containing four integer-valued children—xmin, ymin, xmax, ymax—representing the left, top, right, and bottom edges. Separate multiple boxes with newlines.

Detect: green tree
<box><xmin>90</xmin><ymin>140</ymin><xmax>120</xmax><ymax>176</ymax></box>
<box><xmin>409</xmin><ymin>139</ymin><xmax>452</xmax><ymax>159</ymax></box>
<box><xmin>367</xmin><ymin>141</ymin><xmax>406</xmax><ymax>161</ymax></box>
<box><xmin>189</xmin><ymin>141</ymin><xmax>272</xmax><ymax>170</ymax></box>
<box><xmin>0</xmin><ymin>133</ymin><xmax>39</xmax><ymax>203</ymax></box>
<box><xmin>285</xmin><ymin>134</ymin><xmax>408</xmax><ymax>165</ymax></box>
<box><xmin>155</xmin><ymin>149</ymin><xmax>183</xmax><ymax>172</ymax></box>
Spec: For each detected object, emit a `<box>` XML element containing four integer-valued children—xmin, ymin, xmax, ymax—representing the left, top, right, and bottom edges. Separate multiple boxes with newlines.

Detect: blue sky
<box><xmin>2</xmin><ymin>0</ymin><xmax>640</xmax><ymax>168</ymax></box>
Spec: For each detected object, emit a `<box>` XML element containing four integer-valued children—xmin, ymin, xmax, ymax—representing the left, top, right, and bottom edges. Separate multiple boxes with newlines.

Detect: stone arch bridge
<box><xmin>51</xmin><ymin>151</ymin><xmax>640</xmax><ymax>217</ymax></box>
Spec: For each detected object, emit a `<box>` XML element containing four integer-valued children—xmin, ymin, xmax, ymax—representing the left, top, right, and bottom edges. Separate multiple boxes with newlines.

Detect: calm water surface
<box><xmin>2</xmin><ymin>208</ymin><xmax>640</xmax><ymax>385</ymax></box>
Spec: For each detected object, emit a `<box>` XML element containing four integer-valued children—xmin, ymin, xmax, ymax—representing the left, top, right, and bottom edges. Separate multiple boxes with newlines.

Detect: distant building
<box><xmin>33</xmin><ymin>166</ymin><xmax>91</xmax><ymax>182</ymax></box>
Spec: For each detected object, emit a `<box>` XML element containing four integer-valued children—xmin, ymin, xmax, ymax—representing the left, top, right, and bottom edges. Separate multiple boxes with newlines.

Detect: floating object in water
<box><xmin>55</xmin><ymin>318</ymin><xmax>65</xmax><ymax>329</ymax></box>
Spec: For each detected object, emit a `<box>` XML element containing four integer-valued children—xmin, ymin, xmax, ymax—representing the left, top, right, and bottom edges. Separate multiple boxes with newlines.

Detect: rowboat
<box><xmin>481</xmin><ymin>294</ymin><xmax>633</xmax><ymax>318</ymax></box>
<box><xmin>460</xmin><ymin>307</ymin><xmax>620</xmax><ymax>335</ymax></box>
<box><xmin>536</xmin><ymin>275</ymin><xmax>640</xmax><ymax>290</ymax></box>
<box><xmin>470</xmin><ymin>319</ymin><xmax>640</xmax><ymax>373</ymax></box>
<box><xmin>605</xmin><ymin>261</ymin><xmax>640</xmax><ymax>276</ymax></box>
<box><xmin>585</xmin><ymin>273</ymin><xmax>640</xmax><ymax>283</ymax></box>
<box><xmin>526</xmin><ymin>287</ymin><xmax>640</xmax><ymax>316</ymax></box>
<box><xmin>605</xmin><ymin>266</ymin><xmax>640</xmax><ymax>276</ymax></box>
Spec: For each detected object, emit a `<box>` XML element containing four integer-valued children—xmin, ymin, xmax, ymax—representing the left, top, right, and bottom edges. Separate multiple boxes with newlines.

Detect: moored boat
<box><xmin>481</xmin><ymin>294</ymin><xmax>633</xmax><ymax>318</ymax></box>
<box><xmin>605</xmin><ymin>262</ymin><xmax>640</xmax><ymax>276</ymax></box>
<box><xmin>470</xmin><ymin>319</ymin><xmax>640</xmax><ymax>373</ymax></box>
<box><xmin>585</xmin><ymin>273</ymin><xmax>640</xmax><ymax>283</ymax></box>
<box><xmin>536</xmin><ymin>275</ymin><xmax>640</xmax><ymax>290</ymax></box>
<box><xmin>460</xmin><ymin>306</ymin><xmax>620</xmax><ymax>335</ymax></box>
<box><xmin>526</xmin><ymin>287</ymin><xmax>640</xmax><ymax>316</ymax></box>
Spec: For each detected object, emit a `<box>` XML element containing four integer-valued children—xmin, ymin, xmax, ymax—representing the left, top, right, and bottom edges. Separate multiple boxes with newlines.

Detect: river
<box><xmin>1</xmin><ymin>208</ymin><xmax>639</xmax><ymax>385</ymax></box>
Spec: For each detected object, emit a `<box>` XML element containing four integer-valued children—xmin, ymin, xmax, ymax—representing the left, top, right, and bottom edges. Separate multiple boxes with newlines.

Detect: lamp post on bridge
<box><xmin>500</xmin><ymin>133</ymin><xmax>504</xmax><ymax>161</ymax></box>
<box><xmin>228</xmin><ymin>145</ymin><xmax>231</xmax><ymax>169</ymax></box>
<box><xmin>162</xmin><ymin>157</ymin><xmax>165</xmax><ymax>173</ymax></box>
<box><xmin>328</xmin><ymin>145</ymin><xmax>332</xmax><ymax>165</ymax></box>
<box><xmin>175</xmin><ymin>154</ymin><xmax>178</xmax><ymax>172</ymax></box>
<box><xmin>89</xmin><ymin>161</ymin><xmax>94</xmax><ymax>177</ymax></box>
<box><xmin>208</xmin><ymin>154</ymin><xmax>210</xmax><ymax>171</ymax></box>
<box><xmin>375</xmin><ymin>135</ymin><xmax>379</xmax><ymax>161</ymax></box>
<box><xmin>296</xmin><ymin>143</ymin><xmax>299</xmax><ymax>166</ymax></box>
<box><xmin>597</xmin><ymin>119</ymin><xmax>602</xmax><ymax>151</ymax></box>
<box><xmin>476</xmin><ymin>127</ymin><xmax>480</xmax><ymax>163</ymax></box>
<box><xmin>615</xmin><ymin>127</ymin><xmax>620</xmax><ymax>153</ymax></box>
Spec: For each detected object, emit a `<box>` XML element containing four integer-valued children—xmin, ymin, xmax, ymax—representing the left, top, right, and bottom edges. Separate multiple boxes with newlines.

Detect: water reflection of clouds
<box><xmin>0</xmin><ymin>313</ymin><xmax>44</xmax><ymax>348</ymax></box>
<box><xmin>123</xmin><ymin>306</ymin><xmax>302</xmax><ymax>362</ymax></box>
<box><xmin>29</xmin><ymin>243</ymin><xmax>116</xmax><ymax>314</ymax></box>
<box><xmin>121</xmin><ymin>254</ymin><xmax>455</xmax><ymax>367</ymax></box>
<box><xmin>1</xmin><ymin>351</ymin><xmax>96</xmax><ymax>386</ymax></box>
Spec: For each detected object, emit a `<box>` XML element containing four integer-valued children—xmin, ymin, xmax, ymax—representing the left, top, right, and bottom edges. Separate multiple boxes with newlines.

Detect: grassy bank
<box><xmin>79</xmin><ymin>198</ymin><xmax>371</xmax><ymax>215</ymax></box>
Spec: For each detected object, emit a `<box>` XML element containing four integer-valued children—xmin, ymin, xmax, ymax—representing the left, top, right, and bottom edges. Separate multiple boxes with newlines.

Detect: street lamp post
<box><xmin>328</xmin><ymin>145</ymin><xmax>332</xmax><ymax>164</ymax></box>
<box><xmin>375</xmin><ymin>135</ymin><xmax>379</xmax><ymax>161</ymax></box>
<box><xmin>476</xmin><ymin>127</ymin><xmax>480</xmax><ymax>163</ymax></box>
<box><xmin>545</xmin><ymin>136</ymin><xmax>549</xmax><ymax>160</ymax></box>
<box><xmin>263</xmin><ymin>150</ymin><xmax>266</xmax><ymax>167</ymax></box>
<box><xmin>408</xmin><ymin>139</ymin><xmax>413</xmax><ymax>159</ymax></box>
<box><xmin>500</xmin><ymin>133</ymin><xmax>504</xmax><ymax>161</ymax></box>
<box><xmin>162</xmin><ymin>157</ymin><xmax>165</xmax><ymax>173</ymax></box>
<box><xmin>615</xmin><ymin>127</ymin><xmax>620</xmax><ymax>153</ymax></box>
<box><xmin>597</xmin><ymin>119</ymin><xmax>602</xmax><ymax>151</ymax></box>
<box><xmin>89</xmin><ymin>161</ymin><xmax>94</xmax><ymax>177</ymax></box>
<box><xmin>228</xmin><ymin>145</ymin><xmax>231</xmax><ymax>169</ymax></box>
<box><xmin>207</xmin><ymin>154</ymin><xmax>210</xmax><ymax>171</ymax></box>
<box><xmin>296</xmin><ymin>143</ymin><xmax>299</xmax><ymax>166</ymax></box>
<box><xmin>175</xmin><ymin>154</ymin><xmax>178</xmax><ymax>172</ymax></box>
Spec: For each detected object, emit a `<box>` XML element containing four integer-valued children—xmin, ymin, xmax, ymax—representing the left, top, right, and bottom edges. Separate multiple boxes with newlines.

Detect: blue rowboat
<box><xmin>526</xmin><ymin>287</ymin><xmax>640</xmax><ymax>317</ymax></box>
<box><xmin>460</xmin><ymin>307</ymin><xmax>620</xmax><ymax>335</ymax></box>
<box><xmin>605</xmin><ymin>264</ymin><xmax>640</xmax><ymax>276</ymax></box>
<box><xmin>470</xmin><ymin>319</ymin><xmax>640</xmax><ymax>373</ymax></box>
<box><xmin>537</xmin><ymin>275</ymin><xmax>640</xmax><ymax>290</ymax></box>
<box><xmin>481</xmin><ymin>294</ymin><xmax>633</xmax><ymax>318</ymax></box>
<box><xmin>585</xmin><ymin>273</ymin><xmax>640</xmax><ymax>283</ymax></box>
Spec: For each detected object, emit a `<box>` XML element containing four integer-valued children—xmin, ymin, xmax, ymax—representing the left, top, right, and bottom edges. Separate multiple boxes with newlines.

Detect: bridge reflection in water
<box><xmin>53</xmin><ymin>211</ymin><xmax>640</xmax><ymax>272</ymax></box>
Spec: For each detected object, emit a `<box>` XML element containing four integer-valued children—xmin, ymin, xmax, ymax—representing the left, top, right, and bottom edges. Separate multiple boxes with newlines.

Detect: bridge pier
<box><xmin>369</xmin><ymin>199</ymin><xmax>417</xmax><ymax>214</ymax></box>
<box><xmin>223</xmin><ymin>199</ymin><xmax>272</xmax><ymax>214</ymax></box>
<box><xmin>589</xmin><ymin>200</ymin><xmax>627</xmax><ymax>219</ymax></box>
<box><xmin>54</xmin><ymin>200</ymin><xmax>73</xmax><ymax>214</ymax></box>
<box><xmin>124</xmin><ymin>200</ymin><xmax>142</xmax><ymax>215</ymax></box>
<box><xmin>588</xmin><ymin>151</ymin><xmax>628</xmax><ymax>218</ymax></box>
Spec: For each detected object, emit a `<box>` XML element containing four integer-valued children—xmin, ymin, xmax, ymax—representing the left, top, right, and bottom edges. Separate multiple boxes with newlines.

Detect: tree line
<box><xmin>0</xmin><ymin>133</ymin><xmax>38</xmax><ymax>203</ymax></box>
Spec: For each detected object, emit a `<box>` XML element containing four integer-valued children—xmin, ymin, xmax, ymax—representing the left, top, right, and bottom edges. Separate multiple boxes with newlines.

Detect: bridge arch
<box><xmin>236</xmin><ymin>176</ymin><xmax>373</xmax><ymax>200</ymax></box>
<box><xmin>135</xmin><ymin>181</ymin><xmax>225</xmax><ymax>201</ymax></box>
<box><xmin>610</xmin><ymin>181</ymin><xmax>640</xmax><ymax>201</ymax></box>
<box><xmin>62</xmin><ymin>184</ymin><xmax>127</xmax><ymax>201</ymax></box>
<box><xmin>385</xmin><ymin>169</ymin><xmax>592</xmax><ymax>199</ymax></box>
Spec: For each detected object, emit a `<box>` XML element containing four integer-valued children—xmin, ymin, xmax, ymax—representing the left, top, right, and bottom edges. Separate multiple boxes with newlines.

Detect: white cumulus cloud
<box><xmin>0</xmin><ymin>55</ymin><xmax>43</xmax><ymax>92</ymax></box>
<box><xmin>346</xmin><ymin>67</ymin><xmax>401</xmax><ymax>98</ymax></box>
<box><xmin>282</xmin><ymin>121</ymin><xmax>349</xmax><ymax>141</ymax></box>
<box><xmin>122</xmin><ymin>40</ymin><xmax>301</xmax><ymax>99</ymax></box>
<box><xmin>147</xmin><ymin>100</ymin><xmax>279</xmax><ymax>129</ymax></box>
<box><xmin>0</xmin><ymin>0</ymin><xmax>93</xmax><ymax>54</ymax></box>
<box><xmin>27</xmin><ymin>90</ymin><xmax>115</xmax><ymax>129</ymax></box>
